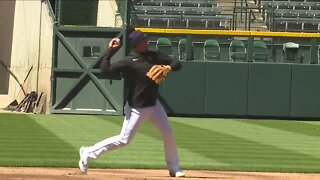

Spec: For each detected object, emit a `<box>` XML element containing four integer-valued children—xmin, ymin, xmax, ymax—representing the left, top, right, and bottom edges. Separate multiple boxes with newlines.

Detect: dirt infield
<box><xmin>0</xmin><ymin>168</ymin><xmax>320</xmax><ymax>180</ymax></box>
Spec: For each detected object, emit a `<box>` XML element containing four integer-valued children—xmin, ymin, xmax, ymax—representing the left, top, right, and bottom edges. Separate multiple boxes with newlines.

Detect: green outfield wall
<box><xmin>140</xmin><ymin>28</ymin><xmax>320</xmax><ymax>119</ymax></box>
<box><xmin>159</xmin><ymin>61</ymin><xmax>320</xmax><ymax>119</ymax></box>
<box><xmin>50</xmin><ymin>26</ymin><xmax>320</xmax><ymax>119</ymax></box>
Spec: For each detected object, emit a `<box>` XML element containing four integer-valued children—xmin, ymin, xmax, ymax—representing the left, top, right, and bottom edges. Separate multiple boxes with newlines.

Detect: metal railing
<box><xmin>232</xmin><ymin>6</ymin><xmax>265</xmax><ymax>31</ymax></box>
<box><xmin>234</xmin><ymin>0</ymin><xmax>257</xmax><ymax>24</ymax></box>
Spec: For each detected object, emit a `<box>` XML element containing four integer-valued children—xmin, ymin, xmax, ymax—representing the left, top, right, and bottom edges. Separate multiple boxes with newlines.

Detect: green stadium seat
<box><xmin>253</xmin><ymin>40</ymin><xmax>268</xmax><ymax>62</ymax></box>
<box><xmin>229</xmin><ymin>40</ymin><xmax>246</xmax><ymax>62</ymax></box>
<box><xmin>282</xmin><ymin>42</ymin><xmax>303</xmax><ymax>63</ymax></box>
<box><xmin>178</xmin><ymin>38</ymin><xmax>187</xmax><ymax>60</ymax></box>
<box><xmin>156</xmin><ymin>38</ymin><xmax>173</xmax><ymax>55</ymax></box>
<box><xmin>203</xmin><ymin>39</ymin><xmax>220</xmax><ymax>61</ymax></box>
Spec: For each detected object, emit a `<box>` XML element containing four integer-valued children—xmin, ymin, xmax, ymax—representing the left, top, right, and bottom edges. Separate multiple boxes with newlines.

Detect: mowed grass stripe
<box><xmin>88</xmin><ymin>116</ymin><xmax>229</xmax><ymax>168</ymax></box>
<box><xmin>1</xmin><ymin>158</ymin><xmax>77</xmax><ymax>167</ymax></box>
<box><xmin>32</xmin><ymin>114</ymin><xmax>169</xmax><ymax>169</ymax></box>
<box><xmin>105</xmin><ymin>117</ymin><xmax>320</xmax><ymax>172</ymax></box>
<box><xmin>1</xmin><ymin>114</ymin><xmax>320</xmax><ymax>172</ymax></box>
<box><xmin>243</xmin><ymin>119</ymin><xmax>320</xmax><ymax>138</ymax></box>
<box><xmin>31</xmin><ymin>115</ymin><xmax>124</xmax><ymax>146</ymax></box>
<box><xmin>32</xmin><ymin>114</ymin><xmax>165</xmax><ymax>152</ymax></box>
<box><xmin>0</xmin><ymin>114</ymin><xmax>78</xmax><ymax>167</ymax></box>
<box><xmin>122</xmin><ymin>117</ymin><xmax>320</xmax><ymax>172</ymax></box>
<box><xmin>94</xmin><ymin>116</ymin><xmax>320</xmax><ymax>172</ymax></box>
<box><xmin>171</xmin><ymin>118</ymin><xmax>320</xmax><ymax>172</ymax></box>
<box><xmin>181</xmin><ymin>119</ymin><xmax>320</xmax><ymax>158</ymax></box>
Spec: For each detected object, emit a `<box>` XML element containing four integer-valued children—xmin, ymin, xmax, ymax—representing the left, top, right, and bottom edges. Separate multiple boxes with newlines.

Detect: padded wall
<box><xmin>160</xmin><ymin>61</ymin><xmax>206</xmax><ymax>115</ymax></box>
<box><xmin>291</xmin><ymin>65</ymin><xmax>320</xmax><ymax>118</ymax></box>
<box><xmin>248</xmin><ymin>63</ymin><xmax>291</xmax><ymax>117</ymax></box>
<box><xmin>205</xmin><ymin>62</ymin><xmax>248</xmax><ymax>115</ymax></box>
<box><xmin>160</xmin><ymin>61</ymin><xmax>320</xmax><ymax>119</ymax></box>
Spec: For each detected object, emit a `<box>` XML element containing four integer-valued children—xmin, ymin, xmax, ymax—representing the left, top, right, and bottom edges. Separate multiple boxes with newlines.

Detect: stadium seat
<box><xmin>156</xmin><ymin>38</ymin><xmax>173</xmax><ymax>55</ymax></box>
<box><xmin>253</xmin><ymin>40</ymin><xmax>268</xmax><ymax>62</ymax></box>
<box><xmin>282</xmin><ymin>42</ymin><xmax>303</xmax><ymax>63</ymax></box>
<box><xmin>178</xmin><ymin>38</ymin><xmax>187</xmax><ymax>60</ymax></box>
<box><xmin>229</xmin><ymin>40</ymin><xmax>246</xmax><ymax>62</ymax></box>
<box><xmin>203</xmin><ymin>39</ymin><xmax>220</xmax><ymax>61</ymax></box>
<box><xmin>261</xmin><ymin>1</ymin><xmax>320</xmax><ymax>32</ymax></box>
<box><xmin>131</xmin><ymin>0</ymin><xmax>227</xmax><ymax>29</ymax></box>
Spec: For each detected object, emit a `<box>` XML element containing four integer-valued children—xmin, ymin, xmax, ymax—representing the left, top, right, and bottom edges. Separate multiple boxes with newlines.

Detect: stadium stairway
<box><xmin>246</xmin><ymin>0</ymin><xmax>268</xmax><ymax>31</ymax></box>
<box><xmin>219</xmin><ymin>0</ymin><xmax>268</xmax><ymax>31</ymax></box>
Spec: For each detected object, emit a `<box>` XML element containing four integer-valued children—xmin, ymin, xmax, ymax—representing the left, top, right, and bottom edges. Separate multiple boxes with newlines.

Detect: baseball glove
<box><xmin>146</xmin><ymin>65</ymin><xmax>171</xmax><ymax>84</ymax></box>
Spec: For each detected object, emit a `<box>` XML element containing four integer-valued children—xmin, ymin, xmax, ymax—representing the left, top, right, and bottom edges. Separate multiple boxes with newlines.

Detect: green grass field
<box><xmin>1</xmin><ymin>113</ymin><xmax>320</xmax><ymax>172</ymax></box>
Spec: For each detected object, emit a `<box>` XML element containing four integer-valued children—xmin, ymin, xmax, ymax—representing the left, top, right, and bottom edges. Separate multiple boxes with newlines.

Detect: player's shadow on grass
<box><xmin>104</xmin><ymin>117</ymin><xmax>320</xmax><ymax>172</ymax></box>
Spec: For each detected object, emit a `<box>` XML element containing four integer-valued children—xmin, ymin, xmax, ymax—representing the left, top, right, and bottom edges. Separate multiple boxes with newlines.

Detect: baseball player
<box><xmin>78</xmin><ymin>30</ymin><xmax>185</xmax><ymax>178</ymax></box>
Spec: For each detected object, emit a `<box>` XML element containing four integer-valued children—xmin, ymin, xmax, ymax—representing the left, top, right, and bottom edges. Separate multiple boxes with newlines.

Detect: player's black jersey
<box><xmin>100</xmin><ymin>50</ymin><xmax>182</xmax><ymax>108</ymax></box>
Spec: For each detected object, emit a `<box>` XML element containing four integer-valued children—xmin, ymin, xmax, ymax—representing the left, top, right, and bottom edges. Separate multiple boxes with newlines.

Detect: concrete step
<box><xmin>218</xmin><ymin>0</ymin><xmax>269</xmax><ymax>31</ymax></box>
<box><xmin>219</xmin><ymin>2</ymin><xmax>237</xmax><ymax>6</ymax></box>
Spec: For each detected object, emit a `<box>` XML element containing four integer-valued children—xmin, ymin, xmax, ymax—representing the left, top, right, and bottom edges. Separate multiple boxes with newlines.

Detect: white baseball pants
<box><xmin>84</xmin><ymin>100</ymin><xmax>181</xmax><ymax>172</ymax></box>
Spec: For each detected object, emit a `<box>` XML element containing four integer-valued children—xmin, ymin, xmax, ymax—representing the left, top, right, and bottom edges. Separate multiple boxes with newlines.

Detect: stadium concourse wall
<box><xmin>0</xmin><ymin>0</ymin><xmax>54</xmax><ymax>112</ymax></box>
<box><xmin>137</xmin><ymin>28</ymin><xmax>320</xmax><ymax>119</ymax></box>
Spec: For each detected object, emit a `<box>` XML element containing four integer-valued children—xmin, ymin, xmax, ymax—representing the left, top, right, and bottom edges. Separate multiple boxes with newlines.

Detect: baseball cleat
<box><xmin>169</xmin><ymin>171</ymin><xmax>185</xmax><ymax>177</ymax></box>
<box><xmin>79</xmin><ymin>146</ymin><xmax>88</xmax><ymax>174</ymax></box>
